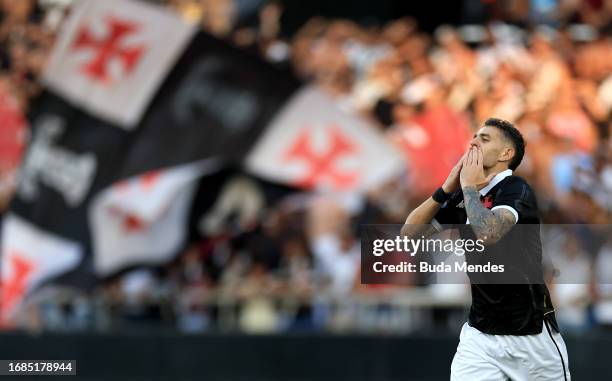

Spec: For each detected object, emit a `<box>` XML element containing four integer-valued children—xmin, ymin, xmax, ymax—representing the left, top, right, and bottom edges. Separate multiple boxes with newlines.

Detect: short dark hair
<box><xmin>483</xmin><ymin>118</ymin><xmax>525</xmax><ymax>170</ymax></box>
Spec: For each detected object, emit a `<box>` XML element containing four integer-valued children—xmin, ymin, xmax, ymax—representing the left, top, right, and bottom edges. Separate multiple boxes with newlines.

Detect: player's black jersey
<box><xmin>434</xmin><ymin>174</ymin><xmax>558</xmax><ymax>335</ymax></box>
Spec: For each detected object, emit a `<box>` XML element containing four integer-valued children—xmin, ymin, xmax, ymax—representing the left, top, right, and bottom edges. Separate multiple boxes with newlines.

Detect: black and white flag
<box><xmin>1</xmin><ymin>0</ymin><xmax>298</xmax><ymax>322</ymax></box>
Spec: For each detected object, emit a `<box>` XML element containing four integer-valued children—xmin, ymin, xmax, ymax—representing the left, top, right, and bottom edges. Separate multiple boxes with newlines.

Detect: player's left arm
<box><xmin>462</xmin><ymin>185</ymin><xmax>515</xmax><ymax>245</ymax></box>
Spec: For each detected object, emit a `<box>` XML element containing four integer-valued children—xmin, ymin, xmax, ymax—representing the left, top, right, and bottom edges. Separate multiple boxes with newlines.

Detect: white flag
<box><xmin>43</xmin><ymin>0</ymin><xmax>195</xmax><ymax>129</ymax></box>
<box><xmin>89</xmin><ymin>160</ymin><xmax>218</xmax><ymax>276</ymax></box>
<box><xmin>1</xmin><ymin>214</ymin><xmax>82</xmax><ymax>322</ymax></box>
<box><xmin>246</xmin><ymin>86</ymin><xmax>404</xmax><ymax>192</ymax></box>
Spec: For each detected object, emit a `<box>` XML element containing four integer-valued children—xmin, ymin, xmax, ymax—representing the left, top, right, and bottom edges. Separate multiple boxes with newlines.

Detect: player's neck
<box><xmin>484</xmin><ymin>165</ymin><xmax>510</xmax><ymax>180</ymax></box>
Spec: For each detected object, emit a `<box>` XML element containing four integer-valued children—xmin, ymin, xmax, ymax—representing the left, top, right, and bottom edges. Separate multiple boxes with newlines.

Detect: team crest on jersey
<box><xmin>456</xmin><ymin>196</ymin><xmax>494</xmax><ymax>209</ymax></box>
<box><xmin>481</xmin><ymin>195</ymin><xmax>494</xmax><ymax>209</ymax></box>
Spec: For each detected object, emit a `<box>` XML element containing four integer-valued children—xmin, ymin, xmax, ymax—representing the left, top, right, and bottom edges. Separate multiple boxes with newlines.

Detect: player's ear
<box><xmin>499</xmin><ymin>146</ymin><xmax>514</xmax><ymax>164</ymax></box>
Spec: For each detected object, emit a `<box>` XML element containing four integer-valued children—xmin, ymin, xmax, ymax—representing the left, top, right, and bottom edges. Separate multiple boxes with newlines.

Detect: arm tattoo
<box><xmin>462</xmin><ymin>185</ymin><xmax>515</xmax><ymax>244</ymax></box>
<box><xmin>400</xmin><ymin>224</ymin><xmax>439</xmax><ymax>240</ymax></box>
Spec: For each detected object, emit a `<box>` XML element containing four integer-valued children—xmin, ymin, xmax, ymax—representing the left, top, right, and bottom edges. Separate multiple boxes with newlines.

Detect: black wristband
<box><xmin>432</xmin><ymin>187</ymin><xmax>451</xmax><ymax>204</ymax></box>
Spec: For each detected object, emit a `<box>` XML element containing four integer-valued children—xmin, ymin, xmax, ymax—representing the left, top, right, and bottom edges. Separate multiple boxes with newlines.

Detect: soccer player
<box><xmin>401</xmin><ymin>118</ymin><xmax>570</xmax><ymax>380</ymax></box>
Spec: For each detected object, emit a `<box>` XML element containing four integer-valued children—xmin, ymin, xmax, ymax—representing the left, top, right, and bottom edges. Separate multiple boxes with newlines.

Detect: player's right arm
<box><xmin>400</xmin><ymin>152</ymin><xmax>465</xmax><ymax>238</ymax></box>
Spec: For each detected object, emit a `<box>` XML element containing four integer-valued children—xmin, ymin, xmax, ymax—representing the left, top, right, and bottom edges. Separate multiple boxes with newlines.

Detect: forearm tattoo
<box><xmin>462</xmin><ymin>186</ymin><xmax>515</xmax><ymax>244</ymax></box>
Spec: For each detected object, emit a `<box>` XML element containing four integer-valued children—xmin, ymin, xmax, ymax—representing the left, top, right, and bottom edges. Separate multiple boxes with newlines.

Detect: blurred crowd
<box><xmin>0</xmin><ymin>0</ymin><xmax>611</xmax><ymax>334</ymax></box>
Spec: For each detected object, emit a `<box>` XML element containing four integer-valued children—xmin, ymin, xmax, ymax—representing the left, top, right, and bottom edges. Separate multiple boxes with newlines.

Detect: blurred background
<box><xmin>0</xmin><ymin>0</ymin><xmax>611</xmax><ymax>379</ymax></box>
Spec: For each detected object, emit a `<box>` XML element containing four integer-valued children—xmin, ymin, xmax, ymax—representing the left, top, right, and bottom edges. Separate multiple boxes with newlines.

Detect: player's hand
<box><xmin>460</xmin><ymin>147</ymin><xmax>495</xmax><ymax>190</ymax></box>
<box><xmin>441</xmin><ymin>151</ymin><xmax>467</xmax><ymax>193</ymax></box>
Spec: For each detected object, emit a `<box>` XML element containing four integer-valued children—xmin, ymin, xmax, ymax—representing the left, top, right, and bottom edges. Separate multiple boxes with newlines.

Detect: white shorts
<box><xmin>451</xmin><ymin>321</ymin><xmax>571</xmax><ymax>381</ymax></box>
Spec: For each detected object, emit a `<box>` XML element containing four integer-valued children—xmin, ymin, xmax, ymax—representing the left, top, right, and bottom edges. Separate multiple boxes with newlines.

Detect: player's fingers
<box><xmin>457</xmin><ymin>152</ymin><xmax>466</xmax><ymax>165</ymax></box>
<box><xmin>456</xmin><ymin>151</ymin><xmax>467</xmax><ymax>169</ymax></box>
<box><xmin>468</xmin><ymin>147</ymin><xmax>475</xmax><ymax>165</ymax></box>
<box><xmin>477</xmin><ymin>147</ymin><xmax>483</xmax><ymax>166</ymax></box>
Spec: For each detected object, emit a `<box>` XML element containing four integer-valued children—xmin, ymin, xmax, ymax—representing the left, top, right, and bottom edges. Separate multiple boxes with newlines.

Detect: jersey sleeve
<box><xmin>432</xmin><ymin>191</ymin><xmax>463</xmax><ymax>229</ymax></box>
<box><xmin>491</xmin><ymin>177</ymin><xmax>537</xmax><ymax>224</ymax></box>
